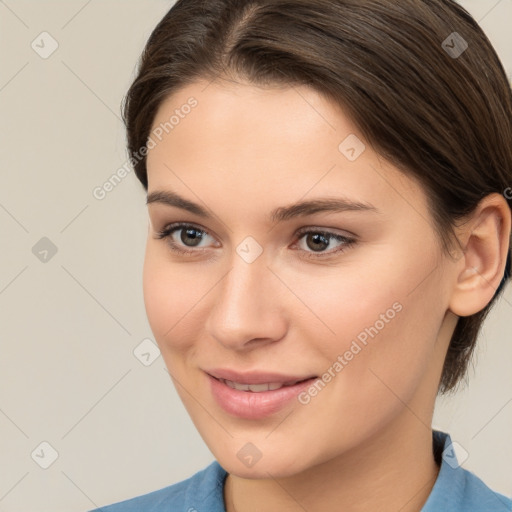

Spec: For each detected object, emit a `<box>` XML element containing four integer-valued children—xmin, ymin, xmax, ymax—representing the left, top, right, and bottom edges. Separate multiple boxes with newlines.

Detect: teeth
<box><xmin>222</xmin><ymin>379</ymin><xmax>299</xmax><ymax>392</ymax></box>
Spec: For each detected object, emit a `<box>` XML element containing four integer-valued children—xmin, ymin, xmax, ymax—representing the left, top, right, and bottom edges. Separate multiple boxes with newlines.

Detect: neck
<box><xmin>224</xmin><ymin>414</ymin><xmax>440</xmax><ymax>512</ymax></box>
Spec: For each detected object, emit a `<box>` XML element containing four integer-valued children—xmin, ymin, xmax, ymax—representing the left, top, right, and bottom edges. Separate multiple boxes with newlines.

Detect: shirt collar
<box><xmin>422</xmin><ymin>430</ymin><xmax>511</xmax><ymax>511</ymax></box>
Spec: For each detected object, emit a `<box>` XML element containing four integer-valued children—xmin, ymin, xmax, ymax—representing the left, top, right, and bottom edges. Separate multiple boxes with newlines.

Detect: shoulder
<box><xmin>422</xmin><ymin>431</ymin><xmax>512</xmax><ymax>512</ymax></box>
<box><xmin>459</xmin><ymin>468</ymin><xmax>512</xmax><ymax>510</ymax></box>
<box><xmin>429</xmin><ymin>464</ymin><xmax>512</xmax><ymax>511</ymax></box>
<box><xmin>89</xmin><ymin>461</ymin><xmax>228</xmax><ymax>512</ymax></box>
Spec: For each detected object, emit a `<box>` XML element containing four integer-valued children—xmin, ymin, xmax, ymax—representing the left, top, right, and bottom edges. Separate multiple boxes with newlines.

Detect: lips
<box><xmin>205</xmin><ymin>369</ymin><xmax>317</xmax><ymax>419</ymax></box>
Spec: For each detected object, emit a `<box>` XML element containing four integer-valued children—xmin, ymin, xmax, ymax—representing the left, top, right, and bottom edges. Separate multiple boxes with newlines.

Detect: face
<box><xmin>143</xmin><ymin>79</ymin><xmax>457</xmax><ymax>478</ymax></box>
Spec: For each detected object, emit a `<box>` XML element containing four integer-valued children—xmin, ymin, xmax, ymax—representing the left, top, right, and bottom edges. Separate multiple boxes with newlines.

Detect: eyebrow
<box><xmin>146</xmin><ymin>190</ymin><xmax>380</xmax><ymax>223</ymax></box>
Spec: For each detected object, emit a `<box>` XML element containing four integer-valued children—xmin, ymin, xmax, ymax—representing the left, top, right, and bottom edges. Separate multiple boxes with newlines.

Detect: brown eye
<box><xmin>155</xmin><ymin>222</ymin><xmax>216</xmax><ymax>255</ymax></box>
<box><xmin>294</xmin><ymin>228</ymin><xmax>356</xmax><ymax>259</ymax></box>
<box><xmin>180</xmin><ymin>227</ymin><xmax>205</xmax><ymax>247</ymax></box>
<box><xmin>304</xmin><ymin>233</ymin><xmax>330</xmax><ymax>252</ymax></box>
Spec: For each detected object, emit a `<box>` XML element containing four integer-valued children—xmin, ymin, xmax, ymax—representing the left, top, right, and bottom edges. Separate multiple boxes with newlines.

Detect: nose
<box><xmin>205</xmin><ymin>252</ymin><xmax>288</xmax><ymax>352</ymax></box>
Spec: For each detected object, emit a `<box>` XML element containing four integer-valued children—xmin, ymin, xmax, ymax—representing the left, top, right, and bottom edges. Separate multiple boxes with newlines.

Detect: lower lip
<box><xmin>207</xmin><ymin>374</ymin><xmax>316</xmax><ymax>419</ymax></box>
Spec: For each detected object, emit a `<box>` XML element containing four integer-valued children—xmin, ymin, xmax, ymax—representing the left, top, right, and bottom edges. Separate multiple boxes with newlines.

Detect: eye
<box><xmin>155</xmin><ymin>222</ymin><xmax>218</xmax><ymax>255</ymax></box>
<box><xmin>293</xmin><ymin>228</ymin><xmax>356</xmax><ymax>259</ymax></box>
<box><xmin>155</xmin><ymin>222</ymin><xmax>356</xmax><ymax>259</ymax></box>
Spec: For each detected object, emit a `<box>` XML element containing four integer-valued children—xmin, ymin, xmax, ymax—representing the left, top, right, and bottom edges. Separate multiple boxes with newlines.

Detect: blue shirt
<box><xmin>91</xmin><ymin>431</ymin><xmax>512</xmax><ymax>511</ymax></box>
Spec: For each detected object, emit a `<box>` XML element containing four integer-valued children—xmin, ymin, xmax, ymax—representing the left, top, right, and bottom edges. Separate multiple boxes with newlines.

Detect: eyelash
<box><xmin>154</xmin><ymin>222</ymin><xmax>356</xmax><ymax>260</ymax></box>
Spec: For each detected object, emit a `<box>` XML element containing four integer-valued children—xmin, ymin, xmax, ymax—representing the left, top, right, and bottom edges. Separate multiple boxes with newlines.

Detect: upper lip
<box><xmin>205</xmin><ymin>368</ymin><xmax>317</xmax><ymax>385</ymax></box>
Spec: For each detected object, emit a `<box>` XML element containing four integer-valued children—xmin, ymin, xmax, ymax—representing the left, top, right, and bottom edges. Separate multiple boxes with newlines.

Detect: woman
<box><xmin>91</xmin><ymin>0</ymin><xmax>512</xmax><ymax>510</ymax></box>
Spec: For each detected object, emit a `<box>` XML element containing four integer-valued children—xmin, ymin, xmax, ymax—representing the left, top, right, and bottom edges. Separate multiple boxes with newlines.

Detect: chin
<box><xmin>207</xmin><ymin>436</ymin><xmax>321</xmax><ymax>480</ymax></box>
<box><xmin>220</xmin><ymin>455</ymin><xmax>306</xmax><ymax>480</ymax></box>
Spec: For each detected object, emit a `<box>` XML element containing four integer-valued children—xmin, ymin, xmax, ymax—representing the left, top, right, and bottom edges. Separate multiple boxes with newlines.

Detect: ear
<box><xmin>449</xmin><ymin>193</ymin><xmax>511</xmax><ymax>317</ymax></box>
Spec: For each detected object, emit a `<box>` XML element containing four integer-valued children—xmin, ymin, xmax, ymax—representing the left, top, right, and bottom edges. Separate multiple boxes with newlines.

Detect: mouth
<box><xmin>205</xmin><ymin>369</ymin><xmax>318</xmax><ymax>419</ymax></box>
<box><xmin>218</xmin><ymin>377</ymin><xmax>313</xmax><ymax>392</ymax></box>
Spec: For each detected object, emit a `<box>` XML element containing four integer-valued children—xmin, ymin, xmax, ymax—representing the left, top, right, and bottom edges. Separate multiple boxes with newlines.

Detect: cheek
<box><xmin>142</xmin><ymin>245</ymin><xmax>204</xmax><ymax>355</ymax></box>
<box><xmin>283</xmin><ymin>242</ymin><xmax>446</xmax><ymax>394</ymax></box>
<box><xmin>274</xmin><ymin>251</ymin><xmax>408</xmax><ymax>356</ymax></box>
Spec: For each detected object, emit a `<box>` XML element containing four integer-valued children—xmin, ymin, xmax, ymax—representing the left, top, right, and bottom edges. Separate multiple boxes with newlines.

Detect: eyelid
<box><xmin>294</xmin><ymin>225</ymin><xmax>357</xmax><ymax>239</ymax></box>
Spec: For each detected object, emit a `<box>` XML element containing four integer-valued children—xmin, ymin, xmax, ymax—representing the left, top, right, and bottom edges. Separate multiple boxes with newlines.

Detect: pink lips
<box><xmin>205</xmin><ymin>369</ymin><xmax>317</xmax><ymax>419</ymax></box>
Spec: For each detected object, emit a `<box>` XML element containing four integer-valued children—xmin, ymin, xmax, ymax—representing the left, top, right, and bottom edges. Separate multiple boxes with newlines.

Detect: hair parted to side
<box><xmin>122</xmin><ymin>0</ymin><xmax>512</xmax><ymax>394</ymax></box>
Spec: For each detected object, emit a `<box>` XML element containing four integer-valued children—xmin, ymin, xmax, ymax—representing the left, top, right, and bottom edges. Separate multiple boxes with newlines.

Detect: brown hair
<box><xmin>122</xmin><ymin>0</ymin><xmax>512</xmax><ymax>393</ymax></box>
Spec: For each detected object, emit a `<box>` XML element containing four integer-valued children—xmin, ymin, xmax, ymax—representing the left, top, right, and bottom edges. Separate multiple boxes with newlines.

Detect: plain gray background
<box><xmin>0</xmin><ymin>1</ymin><xmax>511</xmax><ymax>511</ymax></box>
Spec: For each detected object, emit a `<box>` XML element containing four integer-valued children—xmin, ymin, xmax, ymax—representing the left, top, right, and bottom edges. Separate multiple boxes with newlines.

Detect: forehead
<box><xmin>148</xmin><ymin>79</ymin><xmax>346</xmax><ymax>165</ymax></box>
<box><xmin>146</xmin><ymin>79</ymin><xmax>429</xmax><ymax>225</ymax></box>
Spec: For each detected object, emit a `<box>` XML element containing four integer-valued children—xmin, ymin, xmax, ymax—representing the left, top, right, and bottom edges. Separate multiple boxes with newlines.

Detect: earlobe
<box><xmin>449</xmin><ymin>193</ymin><xmax>511</xmax><ymax>317</ymax></box>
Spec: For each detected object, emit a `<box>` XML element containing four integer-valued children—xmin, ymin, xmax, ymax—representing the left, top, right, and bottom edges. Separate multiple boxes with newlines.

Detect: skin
<box><xmin>143</xmin><ymin>78</ymin><xmax>511</xmax><ymax>512</ymax></box>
